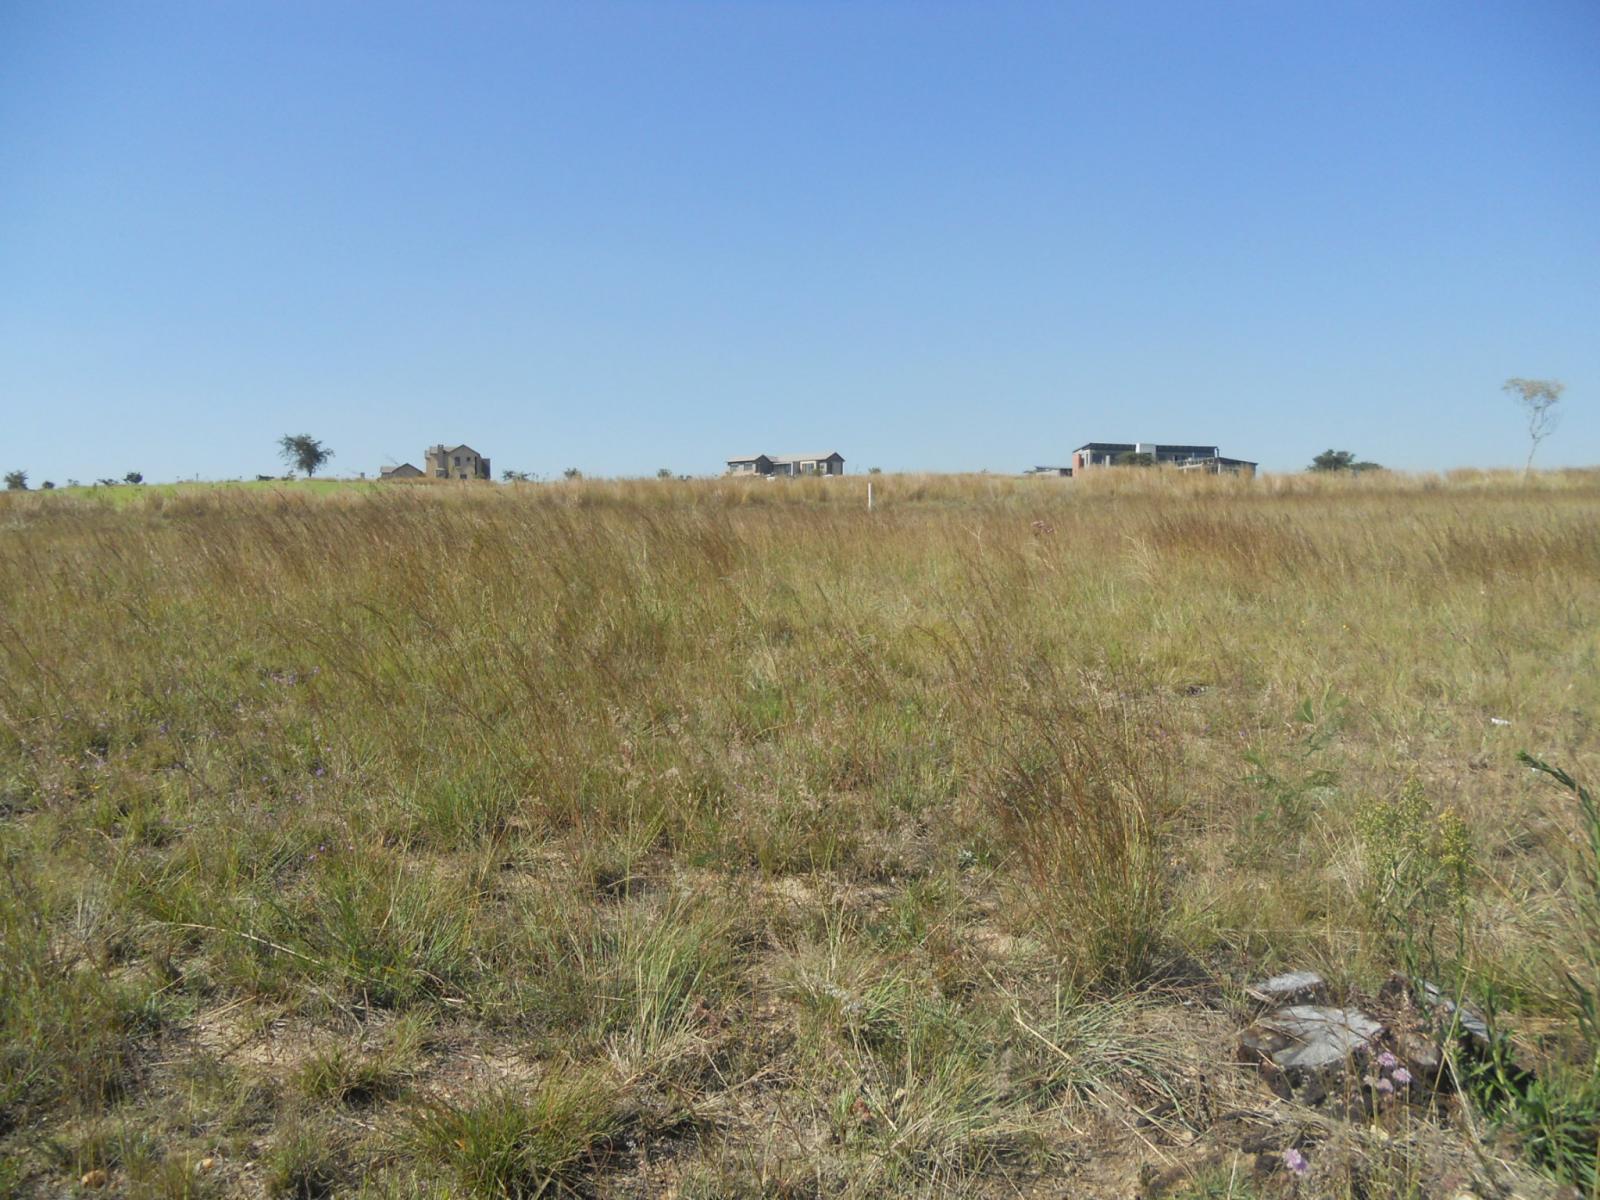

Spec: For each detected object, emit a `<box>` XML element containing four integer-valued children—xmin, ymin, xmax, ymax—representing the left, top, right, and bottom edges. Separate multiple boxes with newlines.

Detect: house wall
<box><xmin>731</xmin><ymin>455</ymin><xmax>843</xmax><ymax>477</ymax></box>
<box><xmin>425</xmin><ymin>447</ymin><xmax>490</xmax><ymax>480</ymax></box>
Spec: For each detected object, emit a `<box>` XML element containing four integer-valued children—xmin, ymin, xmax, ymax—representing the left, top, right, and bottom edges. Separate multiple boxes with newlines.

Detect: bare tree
<box><xmin>1503</xmin><ymin>378</ymin><xmax>1564</xmax><ymax>474</ymax></box>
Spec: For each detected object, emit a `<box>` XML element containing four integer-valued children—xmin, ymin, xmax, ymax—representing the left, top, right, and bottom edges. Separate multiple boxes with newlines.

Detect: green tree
<box><xmin>278</xmin><ymin>434</ymin><xmax>334</xmax><ymax>478</ymax></box>
<box><xmin>123</xmin><ymin>471</ymin><xmax>144</xmax><ymax>485</ymax></box>
<box><xmin>562</xmin><ymin>467</ymin><xmax>582</xmax><ymax>480</ymax></box>
<box><xmin>3</xmin><ymin>470</ymin><xmax>27</xmax><ymax>491</ymax></box>
<box><xmin>1309</xmin><ymin>449</ymin><xmax>1381</xmax><ymax>473</ymax></box>
<box><xmin>1116</xmin><ymin>451</ymin><xmax>1156</xmax><ymax>467</ymax></box>
<box><xmin>1502</xmin><ymin>377</ymin><xmax>1564</xmax><ymax>474</ymax></box>
<box><xmin>656</xmin><ymin>467</ymin><xmax>673</xmax><ymax>479</ymax></box>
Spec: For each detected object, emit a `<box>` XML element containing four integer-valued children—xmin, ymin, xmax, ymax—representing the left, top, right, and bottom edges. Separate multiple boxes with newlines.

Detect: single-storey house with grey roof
<box><xmin>379</xmin><ymin>462</ymin><xmax>424</xmax><ymax>479</ymax></box>
<box><xmin>727</xmin><ymin>451</ymin><xmax>845</xmax><ymax>477</ymax></box>
<box><xmin>1071</xmin><ymin>441</ymin><xmax>1256</xmax><ymax>476</ymax></box>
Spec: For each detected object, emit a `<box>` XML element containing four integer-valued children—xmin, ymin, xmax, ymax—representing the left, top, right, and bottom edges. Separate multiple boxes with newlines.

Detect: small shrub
<box><xmin>1356</xmin><ymin>779</ymin><xmax>1472</xmax><ymax>975</ymax></box>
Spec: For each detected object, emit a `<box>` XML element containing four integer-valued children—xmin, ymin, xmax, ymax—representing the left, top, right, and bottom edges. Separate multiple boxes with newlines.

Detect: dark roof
<box><xmin>769</xmin><ymin>451</ymin><xmax>843</xmax><ymax>463</ymax></box>
<box><xmin>726</xmin><ymin>454</ymin><xmax>772</xmax><ymax>463</ymax></box>
<box><xmin>381</xmin><ymin>462</ymin><xmax>421</xmax><ymax>475</ymax></box>
<box><xmin>1173</xmin><ymin>454</ymin><xmax>1259</xmax><ymax>470</ymax></box>
<box><xmin>1074</xmin><ymin>442</ymin><xmax>1219</xmax><ymax>456</ymax></box>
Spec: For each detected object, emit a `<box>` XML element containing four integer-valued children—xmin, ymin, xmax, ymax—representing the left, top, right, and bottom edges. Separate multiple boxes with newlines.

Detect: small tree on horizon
<box><xmin>124</xmin><ymin>471</ymin><xmax>144</xmax><ymax>485</ymax></box>
<box><xmin>562</xmin><ymin>467</ymin><xmax>582</xmax><ymax>480</ymax></box>
<box><xmin>279</xmin><ymin>434</ymin><xmax>334</xmax><ymax>478</ymax></box>
<box><xmin>1309</xmin><ymin>449</ymin><xmax>1382</xmax><ymax>473</ymax></box>
<box><xmin>1503</xmin><ymin>377</ymin><xmax>1564</xmax><ymax>475</ymax></box>
<box><xmin>4</xmin><ymin>470</ymin><xmax>27</xmax><ymax>491</ymax></box>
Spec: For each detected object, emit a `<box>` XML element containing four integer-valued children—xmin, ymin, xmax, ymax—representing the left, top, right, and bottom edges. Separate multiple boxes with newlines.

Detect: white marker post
<box><xmin>867</xmin><ymin>481</ymin><xmax>873</xmax><ymax>512</ymax></box>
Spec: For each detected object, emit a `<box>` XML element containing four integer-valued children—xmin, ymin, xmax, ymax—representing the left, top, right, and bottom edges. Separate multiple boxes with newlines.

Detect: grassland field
<box><xmin>2</xmin><ymin>470</ymin><xmax>1599</xmax><ymax>1199</ymax></box>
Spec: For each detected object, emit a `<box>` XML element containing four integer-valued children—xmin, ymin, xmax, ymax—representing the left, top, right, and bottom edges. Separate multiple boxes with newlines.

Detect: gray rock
<box><xmin>1240</xmin><ymin>1005</ymin><xmax>1384</xmax><ymax>1097</ymax></box>
<box><xmin>1248</xmin><ymin>970</ymin><xmax>1328</xmax><ymax>1006</ymax></box>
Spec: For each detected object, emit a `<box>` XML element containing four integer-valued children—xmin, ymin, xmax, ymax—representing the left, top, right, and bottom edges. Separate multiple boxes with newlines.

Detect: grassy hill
<box><xmin>1</xmin><ymin>471</ymin><xmax>1597</xmax><ymax>1198</ymax></box>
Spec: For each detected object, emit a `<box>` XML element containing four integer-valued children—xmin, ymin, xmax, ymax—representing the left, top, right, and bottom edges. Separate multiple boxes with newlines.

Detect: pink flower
<box><xmin>1391</xmin><ymin>1066</ymin><xmax>1413</xmax><ymax>1085</ymax></box>
<box><xmin>1375</xmin><ymin>1077</ymin><xmax>1395</xmax><ymax>1094</ymax></box>
<box><xmin>1376</xmin><ymin>1050</ymin><xmax>1398</xmax><ymax>1070</ymax></box>
<box><xmin>1282</xmin><ymin>1147</ymin><xmax>1309</xmax><ymax>1175</ymax></box>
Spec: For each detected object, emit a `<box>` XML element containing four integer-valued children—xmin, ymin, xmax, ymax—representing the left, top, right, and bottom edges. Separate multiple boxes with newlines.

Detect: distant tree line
<box><xmin>5</xmin><ymin>470</ymin><xmax>143</xmax><ymax>490</ymax></box>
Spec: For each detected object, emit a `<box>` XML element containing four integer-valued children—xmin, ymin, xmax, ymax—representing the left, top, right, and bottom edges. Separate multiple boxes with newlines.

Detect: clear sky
<box><xmin>2</xmin><ymin>1</ymin><xmax>1596</xmax><ymax>481</ymax></box>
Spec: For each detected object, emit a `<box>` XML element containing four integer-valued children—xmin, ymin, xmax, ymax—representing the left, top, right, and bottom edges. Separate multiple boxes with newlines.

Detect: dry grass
<box><xmin>1</xmin><ymin>468</ymin><xmax>1598</xmax><ymax>1197</ymax></box>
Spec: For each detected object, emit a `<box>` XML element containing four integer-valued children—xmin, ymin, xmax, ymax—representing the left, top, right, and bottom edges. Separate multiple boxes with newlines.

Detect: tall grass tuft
<box><xmin>402</xmin><ymin>1073</ymin><xmax>625</xmax><ymax>1199</ymax></box>
<box><xmin>0</xmin><ymin>860</ymin><xmax>151</xmax><ymax>1123</ymax></box>
<box><xmin>984</xmin><ymin>679</ymin><xmax>1176</xmax><ymax>987</ymax></box>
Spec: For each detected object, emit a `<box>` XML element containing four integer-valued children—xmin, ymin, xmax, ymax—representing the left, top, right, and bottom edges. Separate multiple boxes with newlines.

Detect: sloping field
<box><xmin>2</xmin><ymin>471</ymin><xmax>1598</xmax><ymax>1198</ymax></box>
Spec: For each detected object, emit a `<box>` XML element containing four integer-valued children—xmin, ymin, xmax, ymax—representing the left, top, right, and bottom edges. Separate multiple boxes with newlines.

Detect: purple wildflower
<box><xmin>1376</xmin><ymin>1050</ymin><xmax>1398</xmax><ymax>1070</ymax></box>
<box><xmin>1282</xmin><ymin>1147</ymin><xmax>1309</xmax><ymax>1175</ymax></box>
<box><xmin>1391</xmin><ymin>1066</ymin><xmax>1412</xmax><ymax>1085</ymax></box>
<box><xmin>1375</xmin><ymin>1077</ymin><xmax>1395</xmax><ymax>1094</ymax></box>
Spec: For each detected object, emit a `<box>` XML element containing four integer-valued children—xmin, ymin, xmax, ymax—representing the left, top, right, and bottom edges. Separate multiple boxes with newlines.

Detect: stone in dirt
<box><xmin>1240</xmin><ymin>1005</ymin><xmax>1384</xmax><ymax>1102</ymax></box>
<box><xmin>1396</xmin><ymin>1029</ymin><xmax>1445</xmax><ymax>1083</ymax></box>
<box><xmin>1416</xmin><ymin>980</ymin><xmax>1492</xmax><ymax>1051</ymax></box>
<box><xmin>1248</xmin><ymin>970</ymin><xmax>1327</xmax><ymax>1006</ymax></box>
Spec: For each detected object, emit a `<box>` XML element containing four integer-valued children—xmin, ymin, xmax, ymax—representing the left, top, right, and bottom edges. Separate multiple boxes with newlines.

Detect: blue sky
<box><xmin>2</xmin><ymin>1</ymin><xmax>1596</xmax><ymax>481</ymax></box>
